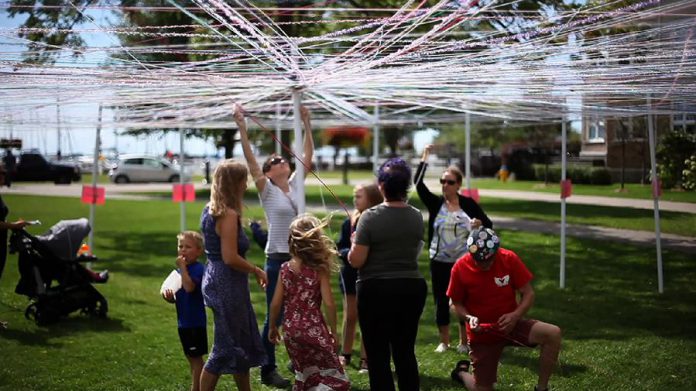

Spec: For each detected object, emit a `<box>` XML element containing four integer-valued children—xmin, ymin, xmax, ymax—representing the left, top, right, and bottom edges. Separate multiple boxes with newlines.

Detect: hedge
<box><xmin>533</xmin><ymin>164</ymin><xmax>613</xmax><ymax>185</ymax></box>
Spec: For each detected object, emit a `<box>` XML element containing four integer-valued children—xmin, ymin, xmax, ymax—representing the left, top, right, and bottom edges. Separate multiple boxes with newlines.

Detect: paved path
<box><xmin>6</xmin><ymin>181</ymin><xmax>695</xmax><ymax>254</ymax></box>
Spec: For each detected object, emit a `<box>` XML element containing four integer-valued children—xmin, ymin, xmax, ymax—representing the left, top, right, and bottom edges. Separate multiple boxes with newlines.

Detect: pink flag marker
<box><xmin>173</xmin><ymin>183</ymin><xmax>195</xmax><ymax>202</ymax></box>
<box><xmin>81</xmin><ymin>186</ymin><xmax>105</xmax><ymax>205</ymax></box>
<box><xmin>459</xmin><ymin>188</ymin><xmax>480</xmax><ymax>203</ymax></box>
<box><xmin>652</xmin><ymin>179</ymin><xmax>662</xmax><ymax>198</ymax></box>
<box><xmin>560</xmin><ymin>179</ymin><xmax>572</xmax><ymax>199</ymax></box>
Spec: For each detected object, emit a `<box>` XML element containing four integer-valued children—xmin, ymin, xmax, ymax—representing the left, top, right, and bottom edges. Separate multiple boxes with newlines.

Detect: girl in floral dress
<box><xmin>268</xmin><ymin>214</ymin><xmax>350</xmax><ymax>391</ymax></box>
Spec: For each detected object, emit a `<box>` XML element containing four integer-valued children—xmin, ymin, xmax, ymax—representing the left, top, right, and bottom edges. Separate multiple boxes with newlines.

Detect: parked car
<box><xmin>108</xmin><ymin>155</ymin><xmax>191</xmax><ymax>183</ymax></box>
<box><xmin>12</xmin><ymin>152</ymin><xmax>81</xmax><ymax>184</ymax></box>
<box><xmin>76</xmin><ymin>155</ymin><xmax>115</xmax><ymax>175</ymax></box>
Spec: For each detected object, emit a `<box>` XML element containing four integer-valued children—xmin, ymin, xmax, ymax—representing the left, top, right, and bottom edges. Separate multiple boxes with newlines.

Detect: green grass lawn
<box><xmin>1</xmin><ymin>195</ymin><xmax>695</xmax><ymax>390</ymax></box>
<box><xmin>134</xmin><ymin>185</ymin><xmax>696</xmax><ymax>237</ymax></box>
<box><xmin>179</xmin><ymin>185</ymin><xmax>696</xmax><ymax>237</ymax></box>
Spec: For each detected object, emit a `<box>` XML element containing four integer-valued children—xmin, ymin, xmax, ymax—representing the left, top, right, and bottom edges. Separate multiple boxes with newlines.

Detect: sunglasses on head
<box><xmin>439</xmin><ymin>178</ymin><xmax>457</xmax><ymax>185</ymax></box>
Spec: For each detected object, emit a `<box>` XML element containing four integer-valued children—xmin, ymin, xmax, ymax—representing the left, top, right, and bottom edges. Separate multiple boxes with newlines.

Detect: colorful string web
<box><xmin>0</xmin><ymin>0</ymin><xmax>694</xmax><ymax>131</ymax></box>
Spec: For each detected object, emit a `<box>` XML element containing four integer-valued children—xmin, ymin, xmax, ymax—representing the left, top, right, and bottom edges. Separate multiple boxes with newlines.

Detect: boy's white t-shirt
<box><xmin>260</xmin><ymin>173</ymin><xmax>299</xmax><ymax>254</ymax></box>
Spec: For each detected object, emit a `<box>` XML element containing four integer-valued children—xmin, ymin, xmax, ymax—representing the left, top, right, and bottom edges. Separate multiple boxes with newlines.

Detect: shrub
<box><xmin>590</xmin><ymin>167</ymin><xmax>613</xmax><ymax>185</ymax></box>
<box><xmin>682</xmin><ymin>154</ymin><xmax>696</xmax><ymax>191</ymax></box>
<box><xmin>533</xmin><ymin>164</ymin><xmax>612</xmax><ymax>185</ymax></box>
<box><xmin>656</xmin><ymin>129</ymin><xmax>696</xmax><ymax>189</ymax></box>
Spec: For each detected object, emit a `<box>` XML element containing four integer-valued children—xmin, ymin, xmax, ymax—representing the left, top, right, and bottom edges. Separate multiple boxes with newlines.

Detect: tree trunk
<box><xmin>342</xmin><ymin>152</ymin><xmax>350</xmax><ymax>185</ymax></box>
<box><xmin>222</xmin><ymin>129</ymin><xmax>237</xmax><ymax>159</ymax></box>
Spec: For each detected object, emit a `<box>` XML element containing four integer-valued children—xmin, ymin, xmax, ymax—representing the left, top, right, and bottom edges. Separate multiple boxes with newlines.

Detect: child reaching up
<box><xmin>269</xmin><ymin>214</ymin><xmax>350</xmax><ymax>391</ymax></box>
<box><xmin>162</xmin><ymin>231</ymin><xmax>208</xmax><ymax>391</ymax></box>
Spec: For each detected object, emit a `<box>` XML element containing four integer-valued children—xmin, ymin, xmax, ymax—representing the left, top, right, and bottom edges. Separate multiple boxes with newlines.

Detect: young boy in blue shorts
<box><xmin>162</xmin><ymin>231</ymin><xmax>207</xmax><ymax>391</ymax></box>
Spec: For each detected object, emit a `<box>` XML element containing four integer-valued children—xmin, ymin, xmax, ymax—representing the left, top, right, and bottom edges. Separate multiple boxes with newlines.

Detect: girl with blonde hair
<box><xmin>269</xmin><ymin>214</ymin><xmax>350</xmax><ymax>391</ymax></box>
<box><xmin>199</xmin><ymin>159</ymin><xmax>268</xmax><ymax>391</ymax></box>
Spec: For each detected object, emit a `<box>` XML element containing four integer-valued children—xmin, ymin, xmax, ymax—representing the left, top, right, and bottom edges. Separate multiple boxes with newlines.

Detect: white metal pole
<box><xmin>647</xmin><ymin>96</ymin><xmax>664</xmax><ymax>293</ymax></box>
<box><xmin>179</xmin><ymin>128</ymin><xmax>186</xmax><ymax>232</ymax></box>
<box><xmin>56</xmin><ymin>97</ymin><xmax>62</xmax><ymax>160</ymax></box>
<box><xmin>88</xmin><ymin>104</ymin><xmax>102</xmax><ymax>253</ymax></box>
<box><xmin>275</xmin><ymin>102</ymin><xmax>282</xmax><ymax>156</ymax></box>
<box><xmin>292</xmin><ymin>89</ymin><xmax>306</xmax><ymax>214</ymax></box>
<box><xmin>560</xmin><ymin>119</ymin><xmax>567</xmax><ymax>289</ymax></box>
<box><xmin>465</xmin><ymin>112</ymin><xmax>472</xmax><ymax>190</ymax></box>
<box><xmin>372</xmin><ymin>103</ymin><xmax>380</xmax><ymax>174</ymax></box>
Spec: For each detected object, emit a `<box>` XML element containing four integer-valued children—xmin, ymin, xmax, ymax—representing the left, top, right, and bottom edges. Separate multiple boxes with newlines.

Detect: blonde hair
<box><xmin>209</xmin><ymin>159</ymin><xmax>248</xmax><ymax>217</ymax></box>
<box><xmin>350</xmin><ymin>182</ymin><xmax>383</xmax><ymax>227</ymax></box>
<box><xmin>177</xmin><ymin>231</ymin><xmax>204</xmax><ymax>249</ymax></box>
<box><xmin>288</xmin><ymin>214</ymin><xmax>339</xmax><ymax>274</ymax></box>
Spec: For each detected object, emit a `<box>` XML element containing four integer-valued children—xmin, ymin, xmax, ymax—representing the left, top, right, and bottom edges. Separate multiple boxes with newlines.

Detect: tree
<box><xmin>656</xmin><ymin>128</ymin><xmax>696</xmax><ymax>190</ymax></box>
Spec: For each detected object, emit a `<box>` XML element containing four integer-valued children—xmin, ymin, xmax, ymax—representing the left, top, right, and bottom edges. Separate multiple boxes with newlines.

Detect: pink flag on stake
<box><xmin>173</xmin><ymin>183</ymin><xmax>195</xmax><ymax>202</ymax></box>
<box><xmin>652</xmin><ymin>179</ymin><xmax>662</xmax><ymax>198</ymax></box>
<box><xmin>81</xmin><ymin>186</ymin><xmax>105</xmax><ymax>205</ymax></box>
<box><xmin>459</xmin><ymin>188</ymin><xmax>480</xmax><ymax>203</ymax></box>
<box><xmin>560</xmin><ymin>179</ymin><xmax>572</xmax><ymax>199</ymax></box>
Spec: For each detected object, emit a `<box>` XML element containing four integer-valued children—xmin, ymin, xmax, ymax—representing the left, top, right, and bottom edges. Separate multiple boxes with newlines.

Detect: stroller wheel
<box><xmin>85</xmin><ymin>297</ymin><xmax>108</xmax><ymax>318</ymax></box>
<box><xmin>35</xmin><ymin>307</ymin><xmax>59</xmax><ymax>326</ymax></box>
<box><xmin>94</xmin><ymin>297</ymin><xmax>108</xmax><ymax>318</ymax></box>
<box><xmin>25</xmin><ymin>303</ymin><xmax>38</xmax><ymax>321</ymax></box>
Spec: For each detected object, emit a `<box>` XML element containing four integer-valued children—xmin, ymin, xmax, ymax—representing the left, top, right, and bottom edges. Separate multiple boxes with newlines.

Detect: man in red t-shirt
<box><xmin>447</xmin><ymin>227</ymin><xmax>562</xmax><ymax>391</ymax></box>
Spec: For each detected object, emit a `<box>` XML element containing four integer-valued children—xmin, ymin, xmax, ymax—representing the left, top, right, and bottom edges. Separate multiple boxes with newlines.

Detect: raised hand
<box><xmin>233</xmin><ymin>104</ymin><xmax>245</xmax><ymax>125</ymax></box>
<box><xmin>300</xmin><ymin>105</ymin><xmax>310</xmax><ymax>123</ymax></box>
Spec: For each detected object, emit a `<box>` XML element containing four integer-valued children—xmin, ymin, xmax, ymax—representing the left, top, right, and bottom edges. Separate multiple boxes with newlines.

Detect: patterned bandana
<box><xmin>466</xmin><ymin>227</ymin><xmax>500</xmax><ymax>262</ymax></box>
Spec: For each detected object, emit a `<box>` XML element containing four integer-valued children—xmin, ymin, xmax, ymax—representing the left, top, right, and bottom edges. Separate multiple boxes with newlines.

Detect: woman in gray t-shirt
<box><xmin>348</xmin><ymin>157</ymin><xmax>427</xmax><ymax>391</ymax></box>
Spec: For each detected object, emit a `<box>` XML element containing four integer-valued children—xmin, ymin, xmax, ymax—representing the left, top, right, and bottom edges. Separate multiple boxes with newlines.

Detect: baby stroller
<box><xmin>10</xmin><ymin>218</ymin><xmax>109</xmax><ymax>325</ymax></box>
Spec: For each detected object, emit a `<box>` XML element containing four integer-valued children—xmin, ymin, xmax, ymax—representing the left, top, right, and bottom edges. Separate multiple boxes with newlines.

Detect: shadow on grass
<box><xmin>97</xmin><ymin>231</ymin><xmax>178</xmax><ymax>277</ymax></box>
<box><xmin>1</xmin><ymin>316</ymin><xmax>130</xmax><ymax>347</ymax></box>
<box><xmin>506</xmin><ymin>232</ymin><xmax>696</xmax><ymax>343</ymax></box>
<box><xmin>501</xmin><ymin>349</ymin><xmax>588</xmax><ymax>378</ymax></box>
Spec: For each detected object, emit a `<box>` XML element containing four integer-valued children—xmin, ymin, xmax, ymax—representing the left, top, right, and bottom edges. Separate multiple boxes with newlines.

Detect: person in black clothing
<box><xmin>0</xmin><ymin>164</ymin><xmax>27</xmax><ymax>328</ymax></box>
<box><xmin>414</xmin><ymin>144</ymin><xmax>493</xmax><ymax>354</ymax></box>
<box><xmin>348</xmin><ymin>158</ymin><xmax>427</xmax><ymax>391</ymax></box>
<box><xmin>2</xmin><ymin>150</ymin><xmax>16</xmax><ymax>188</ymax></box>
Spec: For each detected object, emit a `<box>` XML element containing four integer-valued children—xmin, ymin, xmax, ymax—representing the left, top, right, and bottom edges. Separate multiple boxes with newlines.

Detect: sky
<box><xmin>0</xmin><ymin>9</ymin><xmax>221</xmax><ymax>158</ymax></box>
<box><xmin>1</xmin><ymin>9</ymin><xmax>440</xmax><ymax>159</ymax></box>
<box><xmin>0</xmin><ymin>6</ymin><xmax>576</xmax><ymax>159</ymax></box>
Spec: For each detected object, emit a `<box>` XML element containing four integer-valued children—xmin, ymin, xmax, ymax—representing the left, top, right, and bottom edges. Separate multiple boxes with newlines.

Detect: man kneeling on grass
<box><xmin>447</xmin><ymin>227</ymin><xmax>562</xmax><ymax>391</ymax></box>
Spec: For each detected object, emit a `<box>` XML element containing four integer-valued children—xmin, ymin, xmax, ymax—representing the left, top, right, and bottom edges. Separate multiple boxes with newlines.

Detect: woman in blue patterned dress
<box><xmin>199</xmin><ymin>159</ymin><xmax>268</xmax><ymax>391</ymax></box>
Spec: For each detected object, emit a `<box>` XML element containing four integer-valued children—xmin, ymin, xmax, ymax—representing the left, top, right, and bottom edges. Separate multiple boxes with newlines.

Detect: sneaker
<box><xmin>456</xmin><ymin>343</ymin><xmax>469</xmax><ymax>354</ymax></box>
<box><xmin>434</xmin><ymin>342</ymin><xmax>449</xmax><ymax>353</ymax></box>
<box><xmin>261</xmin><ymin>370</ymin><xmax>291</xmax><ymax>388</ymax></box>
<box><xmin>358</xmin><ymin>358</ymin><xmax>368</xmax><ymax>374</ymax></box>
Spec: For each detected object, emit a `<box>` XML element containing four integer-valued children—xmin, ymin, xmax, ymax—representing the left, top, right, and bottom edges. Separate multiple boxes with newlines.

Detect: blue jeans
<box><xmin>261</xmin><ymin>253</ymin><xmax>291</xmax><ymax>375</ymax></box>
